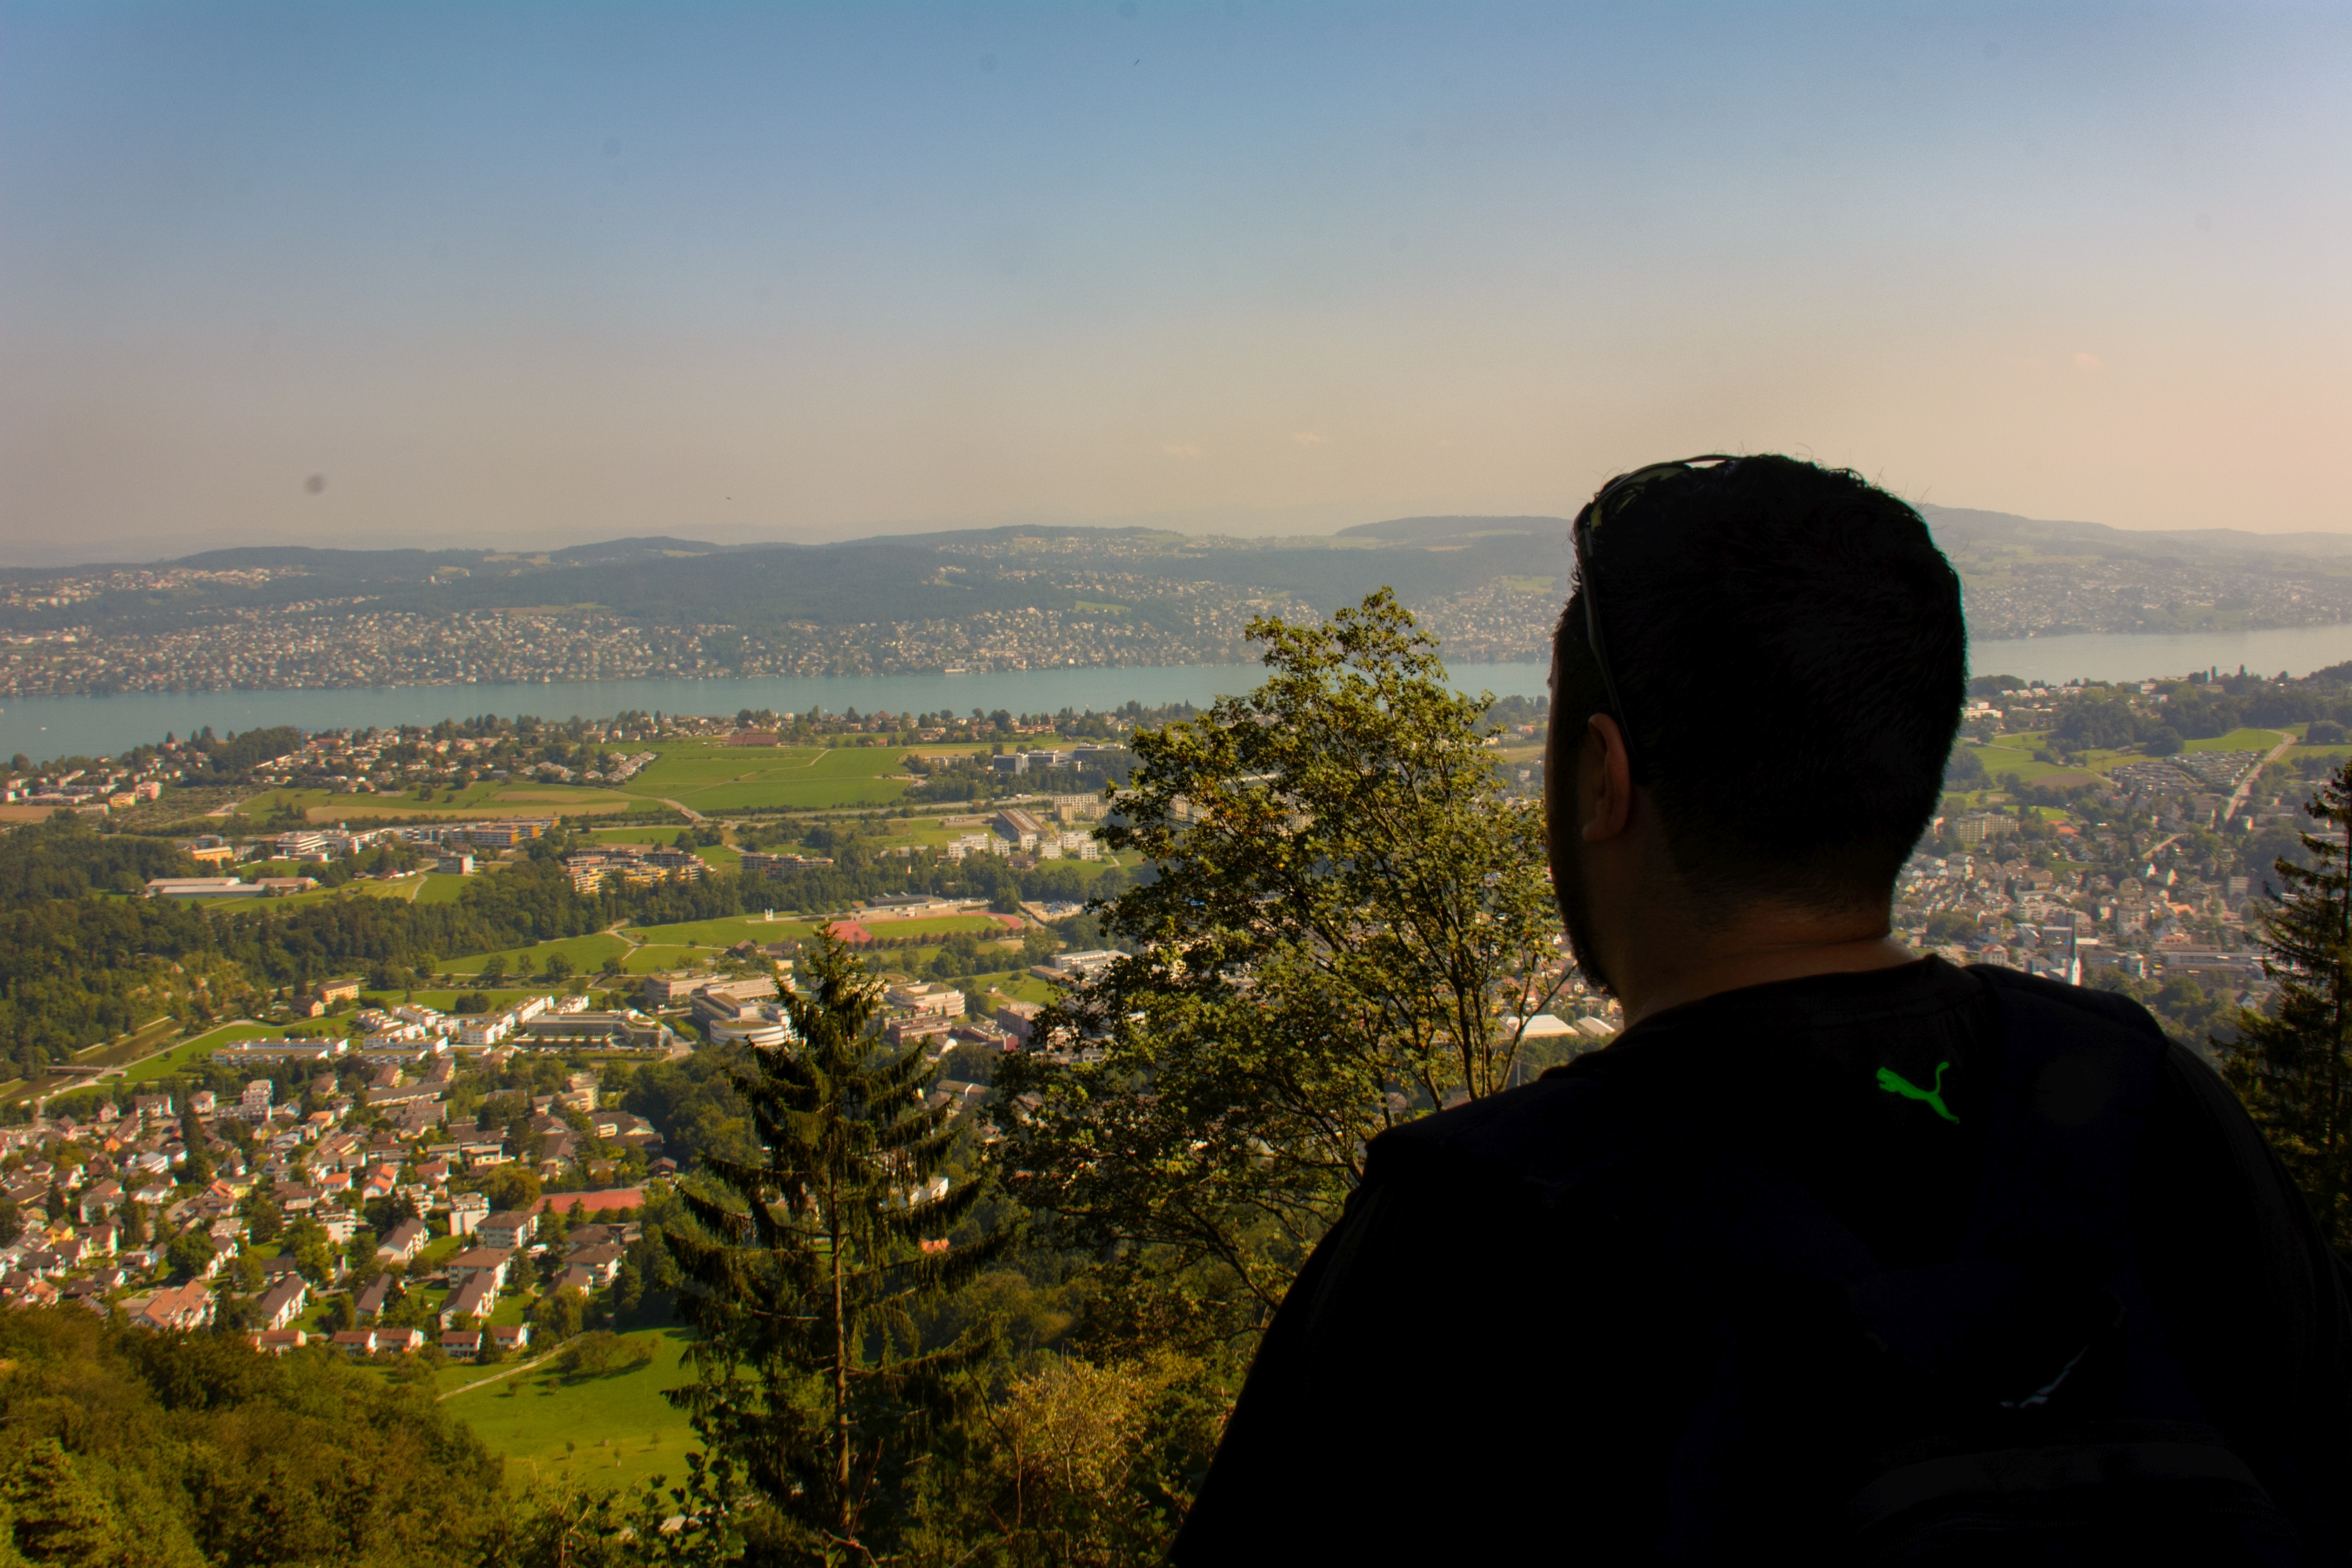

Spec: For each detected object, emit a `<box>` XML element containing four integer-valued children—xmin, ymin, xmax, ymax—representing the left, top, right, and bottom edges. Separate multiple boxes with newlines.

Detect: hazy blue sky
<box><xmin>2</xmin><ymin>1</ymin><xmax>2346</xmax><ymax>561</ymax></box>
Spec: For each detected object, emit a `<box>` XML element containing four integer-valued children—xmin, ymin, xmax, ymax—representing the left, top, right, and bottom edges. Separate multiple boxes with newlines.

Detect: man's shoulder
<box><xmin>1366</xmin><ymin>1071</ymin><xmax>1641</xmax><ymax>1206</ymax></box>
<box><xmin>1964</xmin><ymin>961</ymin><xmax>2173</xmax><ymax>1045</ymax></box>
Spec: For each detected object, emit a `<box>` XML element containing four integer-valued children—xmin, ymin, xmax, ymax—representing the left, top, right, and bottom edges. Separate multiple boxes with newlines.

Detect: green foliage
<box><xmin>897</xmin><ymin>1350</ymin><xmax>1226</xmax><ymax>1566</ymax></box>
<box><xmin>162</xmin><ymin>1231</ymin><xmax>214</xmax><ymax>1283</ymax></box>
<box><xmin>663</xmin><ymin>934</ymin><xmax>1011</xmax><ymax>1560</ymax></box>
<box><xmin>0</xmin><ymin>814</ymin><xmax>195</xmax><ymax>907</ymax></box>
<box><xmin>2229</xmin><ymin>758</ymin><xmax>2352</xmax><ymax>1246</ymax></box>
<box><xmin>2052</xmin><ymin>692</ymin><xmax>2141</xmax><ymax>751</ymax></box>
<box><xmin>480</xmin><ymin>1166</ymin><xmax>543</xmax><ymax>1213</ymax></box>
<box><xmin>533</xmin><ymin>1285</ymin><xmax>587</xmax><ymax>1344</ymax></box>
<box><xmin>1001</xmin><ymin>589</ymin><xmax>1566</xmax><ymax>1336</ymax></box>
<box><xmin>0</xmin><ymin>1308</ymin><xmax>505</xmax><ymax>1566</ymax></box>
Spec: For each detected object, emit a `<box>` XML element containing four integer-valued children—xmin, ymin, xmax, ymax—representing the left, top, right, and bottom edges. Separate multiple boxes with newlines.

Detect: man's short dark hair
<box><xmin>1553</xmin><ymin>454</ymin><xmax>1965</xmax><ymax>914</ymax></box>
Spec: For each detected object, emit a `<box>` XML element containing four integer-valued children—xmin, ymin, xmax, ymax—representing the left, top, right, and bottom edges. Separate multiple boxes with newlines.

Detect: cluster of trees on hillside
<box><xmin>2042</xmin><ymin>664</ymin><xmax>2352</xmax><ymax>761</ymax></box>
<box><xmin>0</xmin><ymin>1308</ymin><xmax>510</xmax><ymax>1564</ymax></box>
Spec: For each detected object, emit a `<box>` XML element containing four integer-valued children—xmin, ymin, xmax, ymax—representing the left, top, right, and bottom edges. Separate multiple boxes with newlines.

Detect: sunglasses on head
<box><xmin>1571</xmin><ymin>455</ymin><xmax>1738</xmax><ymax>776</ymax></box>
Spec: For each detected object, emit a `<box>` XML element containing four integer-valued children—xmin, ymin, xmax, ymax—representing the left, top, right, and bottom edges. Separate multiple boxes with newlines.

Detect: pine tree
<box><xmin>2228</xmin><ymin>758</ymin><xmax>2352</xmax><ymax>1245</ymax></box>
<box><xmin>663</xmin><ymin>933</ymin><xmax>1010</xmax><ymax>1562</ymax></box>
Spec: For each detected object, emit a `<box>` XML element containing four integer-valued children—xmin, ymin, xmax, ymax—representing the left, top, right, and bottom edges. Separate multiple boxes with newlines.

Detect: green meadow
<box><xmin>416</xmin><ymin>872</ymin><xmax>475</xmax><ymax>904</ymax></box>
<box><xmin>242</xmin><ymin>781</ymin><xmax>645</xmax><ymax>824</ymax></box>
<box><xmin>440</xmin><ymin>1328</ymin><xmax>701</xmax><ymax>1495</ymax></box>
<box><xmin>623</xmin><ymin>912</ymin><xmax>1005</xmax><ymax>948</ymax></box>
<box><xmin>620</xmin><ymin>742</ymin><xmax>914</xmax><ymax>812</ymax></box>
<box><xmin>125</xmin><ymin>1020</ymin><xmax>282</xmax><ymax>1084</ymax></box>
<box><xmin>2184</xmin><ymin>728</ymin><xmax>2291</xmax><ymax>753</ymax></box>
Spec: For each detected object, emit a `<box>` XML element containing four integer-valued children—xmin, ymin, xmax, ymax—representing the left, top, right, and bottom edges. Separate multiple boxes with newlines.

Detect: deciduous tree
<box><xmin>1001</xmin><ymin>589</ymin><xmax>1568</xmax><ymax>1339</ymax></box>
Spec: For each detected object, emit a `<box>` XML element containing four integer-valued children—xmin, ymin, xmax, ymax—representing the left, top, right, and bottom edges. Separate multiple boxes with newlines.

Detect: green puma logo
<box><xmin>1876</xmin><ymin>1061</ymin><xmax>1958</xmax><ymax>1124</ymax></box>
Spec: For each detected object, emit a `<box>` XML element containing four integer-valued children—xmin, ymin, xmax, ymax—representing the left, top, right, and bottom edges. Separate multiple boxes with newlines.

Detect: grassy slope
<box><xmin>416</xmin><ymin>873</ymin><xmax>474</xmax><ymax>905</ymax></box>
<box><xmin>442</xmin><ymin>1328</ymin><xmax>701</xmax><ymax>1495</ymax></box>
<box><xmin>125</xmin><ymin>1020</ymin><xmax>280</xmax><ymax>1084</ymax></box>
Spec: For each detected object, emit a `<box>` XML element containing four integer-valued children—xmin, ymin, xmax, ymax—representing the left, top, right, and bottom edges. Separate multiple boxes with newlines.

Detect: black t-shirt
<box><xmin>1171</xmin><ymin>958</ymin><xmax>2352</xmax><ymax>1564</ymax></box>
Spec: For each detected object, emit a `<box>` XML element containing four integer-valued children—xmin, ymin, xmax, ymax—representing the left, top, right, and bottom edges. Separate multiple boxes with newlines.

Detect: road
<box><xmin>2228</xmin><ymin>730</ymin><xmax>2300</xmax><ymax>816</ymax></box>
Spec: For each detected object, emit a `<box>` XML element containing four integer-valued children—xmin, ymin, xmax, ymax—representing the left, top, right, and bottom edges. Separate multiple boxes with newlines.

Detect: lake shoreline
<box><xmin>4</xmin><ymin>623</ymin><xmax>2349</xmax><ymax>764</ymax></box>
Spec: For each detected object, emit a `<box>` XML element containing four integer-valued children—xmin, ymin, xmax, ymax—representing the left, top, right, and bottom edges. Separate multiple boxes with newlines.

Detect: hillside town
<box><xmin>0</xmin><ymin>1037</ymin><xmax>668</xmax><ymax>1359</ymax></box>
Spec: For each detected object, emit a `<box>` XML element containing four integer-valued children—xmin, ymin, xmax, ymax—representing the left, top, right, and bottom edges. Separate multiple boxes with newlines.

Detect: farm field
<box><xmin>624</xmin><ymin>911</ymin><xmax>1008</xmax><ymax>949</ymax></box>
<box><xmin>238</xmin><ymin>781</ymin><xmax>646</xmax><ymax>824</ymax></box>
<box><xmin>620</xmin><ymin>743</ymin><xmax>914</xmax><ymax>812</ymax></box>
<box><xmin>441</xmin><ymin>1328</ymin><xmax>699</xmax><ymax>1495</ymax></box>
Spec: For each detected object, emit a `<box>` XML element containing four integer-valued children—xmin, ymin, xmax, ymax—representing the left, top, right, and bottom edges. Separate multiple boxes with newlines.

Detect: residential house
<box><xmin>76</xmin><ymin>1179</ymin><xmax>124</xmax><ymax>1223</ymax></box>
<box><xmin>440</xmin><ymin>1329</ymin><xmax>484</xmax><ymax>1360</ymax></box>
<box><xmin>479</xmin><ymin>1211</ymin><xmax>537</xmax><ymax>1252</ymax></box>
<box><xmin>563</xmin><ymin>1243</ymin><xmax>626</xmax><ymax>1289</ymax></box>
<box><xmin>377</xmin><ymin>1218</ymin><xmax>429</xmax><ymax>1265</ymax></box>
<box><xmin>440</xmin><ymin>1273</ymin><xmax>495</xmax><ymax>1328</ymax></box>
<box><xmin>489</xmin><ymin>1323</ymin><xmax>531</xmax><ymax>1355</ymax></box>
<box><xmin>355</xmin><ymin>1274</ymin><xmax>392</xmax><ymax>1322</ymax></box>
<box><xmin>449</xmin><ymin>1192</ymin><xmax>490</xmax><ymax>1236</ymax></box>
<box><xmin>252</xmin><ymin>1329</ymin><xmax>308</xmax><ymax>1354</ymax></box>
<box><xmin>123</xmin><ymin>1281</ymin><xmax>215</xmax><ymax>1331</ymax></box>
<box><xmin>255</xmin><ymin>1276</ymin><xmax>309</xmax><ymax>1332</ymax></box>
<box><xmin>445</xmin><ymin>1247</ymin><xmax>514</xmax><ymax>1293</ymax></box>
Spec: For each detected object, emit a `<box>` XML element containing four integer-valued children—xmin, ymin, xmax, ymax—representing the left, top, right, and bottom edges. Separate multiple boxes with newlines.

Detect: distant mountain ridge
<box><xmin>4</xmin><ymin>501</ymin><xmax>2346</xmax><ymax>697</ymax></box>
<box><xmin>16</xmin><ymin>504</ymin><xmax>2351</xmax><ymax>581</ymax></box>
<box><xmin>1917</xmin><ymin>506</ymin><xmax>2352</xmax><ymax>561</ymax></box>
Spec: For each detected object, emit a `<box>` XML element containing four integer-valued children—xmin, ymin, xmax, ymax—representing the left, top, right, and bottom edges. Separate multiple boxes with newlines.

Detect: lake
<box><xmin>4</xmin><ymin>623</ymin><xmax>2348</xmax><ymax>764</ymax></box>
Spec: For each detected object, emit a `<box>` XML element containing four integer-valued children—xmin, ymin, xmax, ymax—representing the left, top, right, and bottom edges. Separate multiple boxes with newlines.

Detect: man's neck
<box><xmin>1612</xmin><ymin>909</ymin><xmax>1916</xmax><ymax>1028</ymax></box>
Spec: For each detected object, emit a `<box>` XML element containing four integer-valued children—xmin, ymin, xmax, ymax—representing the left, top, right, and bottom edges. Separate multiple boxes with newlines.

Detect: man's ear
<box><xmin>1582</xmin><ymin>714</ymin><xmax>1635</xmax><ymax>843</ymax></box>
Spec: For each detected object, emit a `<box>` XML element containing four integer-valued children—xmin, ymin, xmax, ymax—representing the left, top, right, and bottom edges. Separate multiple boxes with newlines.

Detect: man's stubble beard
<box><xmin>1550</xmin><ymin>816</ymin><xmax>1618</xmax><ymax>1000</ymax></box>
